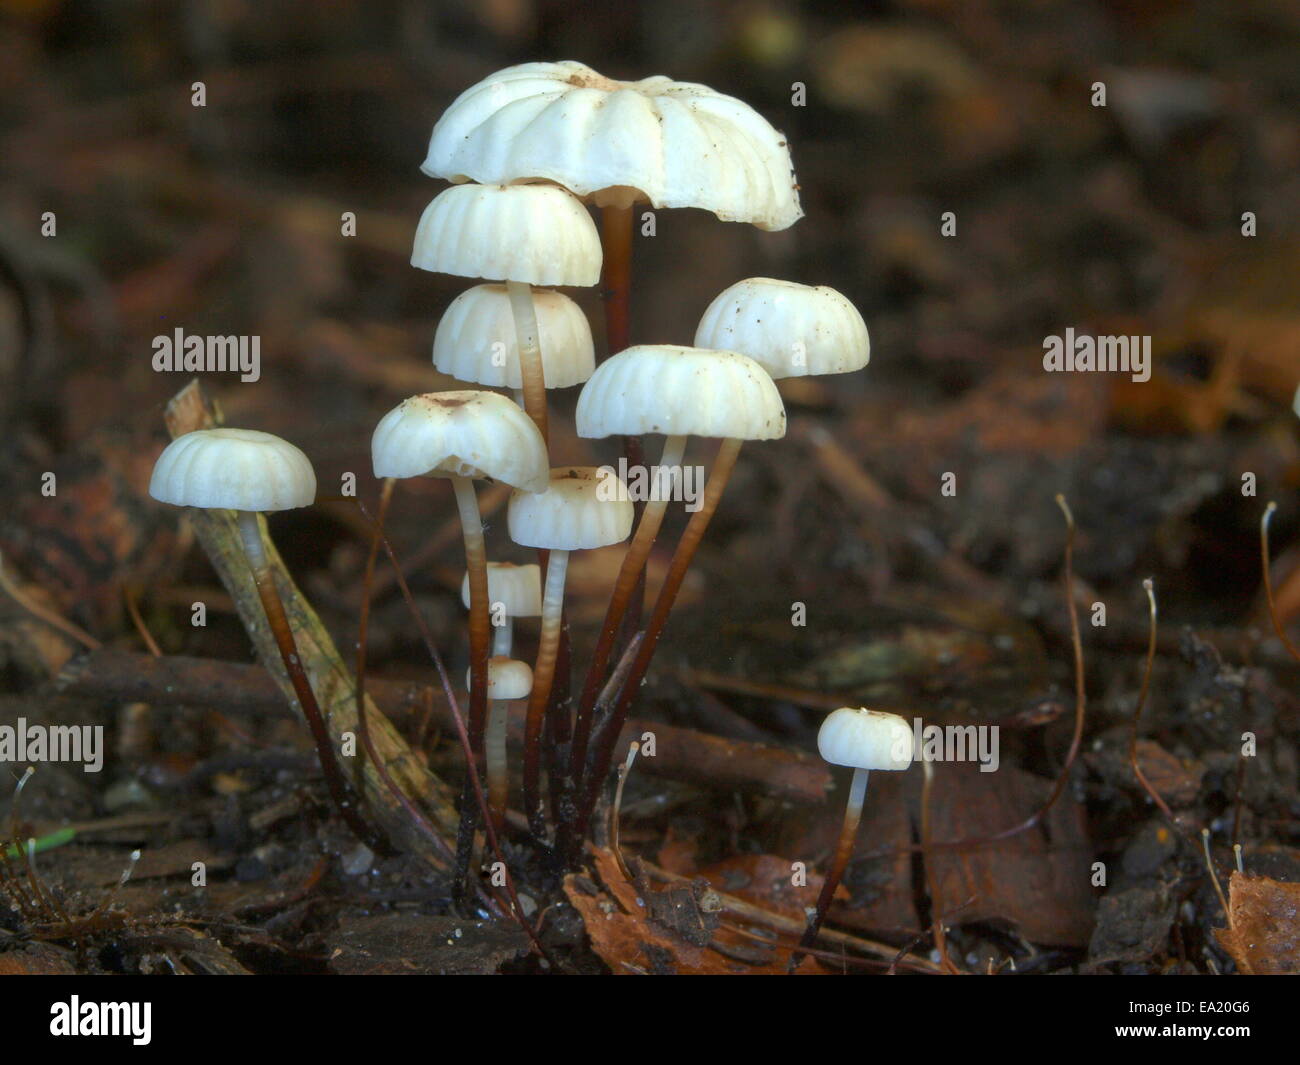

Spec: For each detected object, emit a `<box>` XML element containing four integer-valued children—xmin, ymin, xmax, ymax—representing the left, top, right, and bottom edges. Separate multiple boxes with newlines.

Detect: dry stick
<box><xmin>1260</xmin><ymin>502</ymin><xmax>1300</xmax><ymax>661</ymax></box>
<box><xmin>506</xmin><ymin>279</ymin><xmax>548</xmax><ymax>444</ymax></box>
<box><xmin>523</xmin><ymin>548</ymin><xmax>570</xmax><ymax>840</ymax></box>
<box><xmin>1128</xmin><ymin>579</ymin><xmax>1176</xmax><ymax>823</ymax></box>
<box><xmin>236</xmin><ymin>509</ymin><xmax>391</xmax><ymax>854</ymax></box>
<box><xmin>353</xmin><ymin>494</ymin><xmax>552</xmax><ymax>960</ymax></box>
<box><xmin>575</xmin><ymin>437</ymin><xmax>744</xmax><ymax>852</ymax></box>
<box><xmin>609</xmin><ymin>741</ymin><xmax>640</xmax><ymax>883</ymax></box>
<box><xmin>0</xmin><ymin>551</ymin><xmax>101</xmax><ymax>650</ymax></box>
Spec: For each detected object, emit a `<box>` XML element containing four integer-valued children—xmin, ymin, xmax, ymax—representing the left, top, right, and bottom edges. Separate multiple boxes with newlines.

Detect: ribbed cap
<box><xmin>508</xmin><ymin>466</ymin><xmax>634</xmax><ymax>550</ymax></box>
<box><xmin>150</xmin><ymin>428</ymin><xmax>316</xmax><ymax>513</ymax></box>
<box><xmin>411</xmin><ymin>184</ymin><xmax>601</xmax><ymax>287</ymax></box>
<box><xmin>434</xmin><ymin>284</ymin><xmax>594</xmax><ymax>389</ymax></box>
<box><xmin>695</xmin><ymin>277</ymin><xmax>870</xmax><ymax>379</ymax></box>
<box><xmin>371</xmin><ymin>391</ymin><xmax>548</xmax><ymax>491</ymax></box>
<box><xmin>422</xmin><ymin>61</ymin><xmax>803</xmax><ymax>231</ymax></box>
<box><xmin>576</xmin><ymin>344</ymin><xmax>786</xmax><ymax>440</ymax></box>
<box><xmin>461</xmin><ymin>562</ymin><xmax>542</xmax><ymax>618</ymax></box>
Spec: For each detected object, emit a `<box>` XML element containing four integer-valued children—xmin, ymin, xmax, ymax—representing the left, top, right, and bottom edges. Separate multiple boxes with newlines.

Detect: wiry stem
<box><xmin>524</xmin><ymin>549</ymin><xmax>569</xmax><ymax>841</ymax></box>
<box><xmin>507</xmin><ymin>280</ymin><xmax>548</xmax><ymax>446</ymax></box>
<box><xmin>573</xmin><ymin>436</ymin><xmax>743</xmax><ymax>852</ymax></box>
<box><xmin>569</xmin><ymin>434</ymin><xmax>688</xmax><ymax>788</ymax></box>
<box><xmin>485</xmin><ymin>620</ymin><xmax>514</xmax><ymax>830</ymax></box>
<box><xmin>790</xmin><ymin>767</ymin><xmax>869</xmax><ymax>972</ymax></box>
<box><xmin>236</xmin><ymin>510</ymin><xmax>386</xmax><ymax>851</ymax></box>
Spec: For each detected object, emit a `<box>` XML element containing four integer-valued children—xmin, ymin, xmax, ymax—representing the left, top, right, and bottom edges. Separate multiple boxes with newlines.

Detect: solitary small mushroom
<box><xmin>507</xmin><ymin>466</ymin><xmax>633</xmax><ymax>839</ymax></box>
<box><xmin>412</xmin><ymin>183</ymin><xmax>601</xmax><ymax>444</ymax></box>
<box><xmin>150</xmin><ymin>428</ymin><xmax>381</xmax><ymax>848</ymax></box>
<box><xmin>790</xmin><ymin>707</ymin><xmax>914</xmax><ymax>971</ymax></box>
<box><xmin>463</xmin><ymin>654</ymin><xmax>534</xmax><ymax>831</ymax></box>
<box><xmin>371</xmin><ymin>391</ymin><xmax>548</xmax><ymax>759</ymax></box>
<box><xmin>460</xmin><ymin>563</ymin><xmax>542</xmax><ymax>824</ymax></box>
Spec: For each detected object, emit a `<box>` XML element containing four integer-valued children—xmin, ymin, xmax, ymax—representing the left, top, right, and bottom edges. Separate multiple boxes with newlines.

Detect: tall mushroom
<box><xmin>370</xmin><ymin>391</ymin><xmax>548</xmax><ymax>775</ymax></box>
<box><xmin>460</xmin><ymin>562</ymin><xmax>542</xmax><ymax>824</ymax></box>
<box><xmin>568</xmin><ymin>345</ymin><xmax>786</xmax><ymax>853</ymax></box>
<box><xmin>412</xmin><ymin>183</ymin><xmax>601</xmax><ymax>445</ymax></box>
<box><xmin>507</xmin><ymin>466</ymin><xmax>633</xmax><ymax>840</ymax></box>
<box><xmin>790</xmin><ymin>707</ymin><xmax>914</xmax><ymax>972</ymax></box>
<box><xmin>150</xmin><ymin>428</ymin><xmax>382</xmax><ymax>849</ymax></box>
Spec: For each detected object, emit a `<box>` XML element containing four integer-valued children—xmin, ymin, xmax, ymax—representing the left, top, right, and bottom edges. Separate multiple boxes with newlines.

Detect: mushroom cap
<box><xmin>466</xmin><ymin>656</ymin><xmax>533</xmax><ymax>701</ymax></box>
<box><xmin>508</xmin><ymin>466</ymin><xmax>634</xmax><ymax>551</ymax></box>
<box><xmin>694</xmin><ymin>277</ymin><xmax>870</xmax><ymax>379</ymax></box>
<box><xmin>411</xmin><ymin>184</ymin><xmax>601</xmax><ymax>287</ymax></box>
<box><xmin>575</xmin><ymin>344</ymin><xmax>787</xmax><ymax>441</ymax></box>
<box><xmin>371</xmin><ymin>391</ymin><xmax>548</xmax><ymax>492</ymax></box>
<box><xmin>434</xmin><ymin>284</ymin><xmax>595</xmax><ymax>389</ymax></box>
<box><xmin>421</xmin><ymin>61</ymin><xmax>802</xmax><ymax>231</ymax></box>
<box><xmin>461</xmin><ymin>562</ymin><xmax>543</xmax><ymax>618</ymax></box>
<box><xmin>149</xmin><ymin>428</ymin><xmax>316</xmax><ymax>513</ymax></box>
<box><xmin>817</xmin><ymin>707</ymin><xmax>914</xmax><ymax>771</ymax></box>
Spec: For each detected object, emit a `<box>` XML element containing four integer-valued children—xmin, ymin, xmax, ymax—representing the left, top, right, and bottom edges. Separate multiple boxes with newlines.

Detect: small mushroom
<box><xmin>790</xmin><ymin>707</ymin><xmax>914</xmax><ymax>972</ymax></box>
<box><xmin>507</xmin><ymin>466</ymin><xmax>633</xmax><ymax>839</ymax></box>
<box><xmin>463</xmin><ymin>655</ymin><xmax>534</xmax><ymax>831</ymax></box>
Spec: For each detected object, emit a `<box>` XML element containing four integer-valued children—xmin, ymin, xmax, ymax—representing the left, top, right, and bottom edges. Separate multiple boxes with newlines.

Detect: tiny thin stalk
<box><xmin>569</xmin><ymin>434</ymin><xmax>688</xmax><ymax>787</ymax></box>
<box><xmin>574</xmin><ymin>436</ymin><xmax>743</xmax><ymax>852</ymax></box>
<box><xmin>485</xmin><ymin>698</ymin><xmax>511</xmax><ymax>831</ymax></box>
<box><xmin>236</xmin><ymin>509</ymin><xmax>387</xmax><ymax>852</ymax></box>
<box><xmin>790</xmin><ymin>766</ymin><xmax>869</xmax><ymax>972</ymax></box>
<box><xmin>1128</xmin><ymin>579</ymin><xmax>1175</xmax><ymax>822</ymax></box>
<box><xmin>523</xmin><ymin>548</ymin><xmax>570</xmax><ymax>840</ymax></box>
<box><xmin>506</xmin><ymin>280</ymin><xmax>548</xmax><ymax>445</ymax></box>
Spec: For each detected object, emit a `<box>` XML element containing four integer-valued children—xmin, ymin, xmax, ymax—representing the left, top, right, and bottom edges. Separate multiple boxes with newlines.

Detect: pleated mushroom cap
<box><xmin>817</xmin><ymin>707</ymin><xmax>914</xmax><ymax>771</ymax></box>
<box><xmin>411</xmin><ymin>184</ymin><xmax>601</xmax><ymax>287</ymax></box>
<box><xmin>575</xmin><ymin>344</ymin><xmax>786</xmax><ymax>440</ymax></box>
<box><xmin>695</xmin><ymin>278</ymin><xmax>870</xmax><ymax>379</ymax></box>
<box><xmin>422</xmin><ymin>61</ymin><xmax>803</xmax><ymax>231</ymax></box>
<box><xmin>461</xmin><ymin>562</ymin><xmax>543</xmax><ymax>618</ymax></box>
<box><xmin>508</xmin><ymin>466</ymin><xmax>634</xmax><ymax>551</ymax></box>
<box><xmin>371</xmin><ymin>391</ymin><xmax>548</xmax><ymax>492</ymax></box>
<box><xmin>434</xmin><ymin>284</ymin><xmax>595</xmax><ymax>389</ymax></box>
<box><xmin>466</xmin><ymin>656</ymin><xmax>533</xmax><ymax>701</ymax></box>
<box><xmin>150</xmin><ymin>428</ymin><xmax>316</xmax><ymax>513</ymax></box>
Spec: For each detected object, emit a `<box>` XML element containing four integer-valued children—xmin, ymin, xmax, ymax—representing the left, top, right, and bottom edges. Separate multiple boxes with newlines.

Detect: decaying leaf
<box><xmin>1214</xmin><ymin>872</ymin><xmax>1300</xmax><ymax>974</ymax></box>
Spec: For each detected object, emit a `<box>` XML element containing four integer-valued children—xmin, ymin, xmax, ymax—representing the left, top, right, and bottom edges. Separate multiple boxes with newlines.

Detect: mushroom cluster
<box><xmin>148</xmin><ymin>62</ymin><xmax>879</xmax><ymax>899</ymax></box>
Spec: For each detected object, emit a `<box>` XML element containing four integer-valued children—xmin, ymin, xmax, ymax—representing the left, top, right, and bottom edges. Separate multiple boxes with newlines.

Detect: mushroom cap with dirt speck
<box><xmin>466</xmin><ymin>656</ymin><xmax>533</xmax><ymax>701</ymax></box>
<box><xmin>817</xmin><ymin>707</ymin><xmax>914</xmax><ymax>771</ymax></box>
<box><xmin>694</xmin><ymin>277</ymin><xmax>870</xmax><ymax>379</ymax></box>
<box><xmin>435</xmin><ymin>283</ymin><xmax>595</xmax><ymax>389</ymax></box>
<box><xmin>371</xmin><ymin>391</ymin><xmax>548</xmax><ymax>491</ymax></box>
<box><xmin>149</xmin><ymin>428</ymin><xmax>316</xmax><ymax>513</ymax></box>
<box><xmin>411</xmin><ymin>183</ymin><xmax>601</xmax><ymax>287</ymax></box>
<box><xmin>461</xmin><ymin>562</ymin><xmax>542</xmax><ymax>618</ymax></box>
<box><xmin>575</xmin><ymin>344</ymin><xmax>787</xmax><ymax>440</ymax></box>
<box><xmin>507</xmin><ymin>467</ymin><xmax>634</xmax><ymax>551</ymax></box>
<box><xmin>421</xmin><ymin>61</ymin><xmax>802</xmax><ymax>231</ymax></box>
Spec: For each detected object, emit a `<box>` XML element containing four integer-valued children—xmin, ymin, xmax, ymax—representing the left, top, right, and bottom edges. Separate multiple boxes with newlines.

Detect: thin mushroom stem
<box><xmin>484</xmin><ymin>616</ymin><xmax>514</xmax><ymax>829</ymax></box>
<box><xmin>234</xmin><ymin>509</ymin><xmax>385</xmax><ymax>851</ymax></box>
<box><xmin>450</xmin><ymin>475</ymin><xmax>491</xmax><ymax>889</ymax></box>
<box><xmin>790</xmin><ymin>766</ymin><xmax>870</xmax><ymax>972</ymax></box>
<box><xmin>524</xmin><ymin>548</ymin><xmax>570</xmax><ymax>840</ymax></box>
<box><xmin>506</xmin><ymin>280</ymin><xmax>548</xmax><ymax>445</ymax></box>
<box><xmin>572</xmin><ymin>436</ymin><xmax>743</xmax><ymax>854</ymax></box>
<box><xmin>569</xmin><ymin>434</ymin><xmax>688</xmax><ymax>786</ymax></box>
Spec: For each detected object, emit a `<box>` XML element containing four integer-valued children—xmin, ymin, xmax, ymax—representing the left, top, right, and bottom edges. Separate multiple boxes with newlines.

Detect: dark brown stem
<box><xmin>236</xmin><ymin>510</ymin><xmax>387</xmax><ymax>852</ymax></box>
<box><xmin>789</xmin><ymin>766</ymin><xmax>868</xmax><ymax>972</ymax></box>
<box><xmin>573</xmin><ymin>437</ymin><xmax>743</xmax><ymax>852</ymax></box>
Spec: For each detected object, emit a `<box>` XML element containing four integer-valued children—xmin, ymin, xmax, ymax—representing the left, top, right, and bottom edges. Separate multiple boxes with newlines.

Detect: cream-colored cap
<box><xmin>411</xmin><ymin>183</ymin><xmax>601</xmax><ymax>287</ymax></box>
<box><xmin>508</xmin><ymin>466</ymin><xmax>634</xmax><ymax>551</ymax></box>
<box><xmin>576</xmin><ymin>344</ymin><xmax>786</xmax><ymax>440</ymax></box>
<box><xmin>694</xmin><ymin>278</ymin><xmax>870</xmax><ymax>379</ymax></box>
<box><xmin>434</xmin><ymin>284</ymin><xmax>595</xmax><ymax>389</ymax></box>
<box><xmin>149</xmin><ymin>428</ymin><xmax>316</xmax><ymax>513</ymax></box>
<box><xmin>817</xmin><ymin>707</ymin><xmax>914</xmax><ymax>771</ymax></box>
<box><xmin>371</xmin><ymin>391</ymin><xmax>548</xmax><ymax>491</ymax></box>
<box><xmin>422</xmin><ymin>61</ymin><xmax>802</xmax><ymax>231</ymax></box>
<box><xmin>466</xmin><ymin>656</ymin><xmax>533</xmax><ymax>701</ymax></box>
<box><xmin>461</xmin><ymin>562</ymin><xmax>542</xmax><ymax>618</ymax></box>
